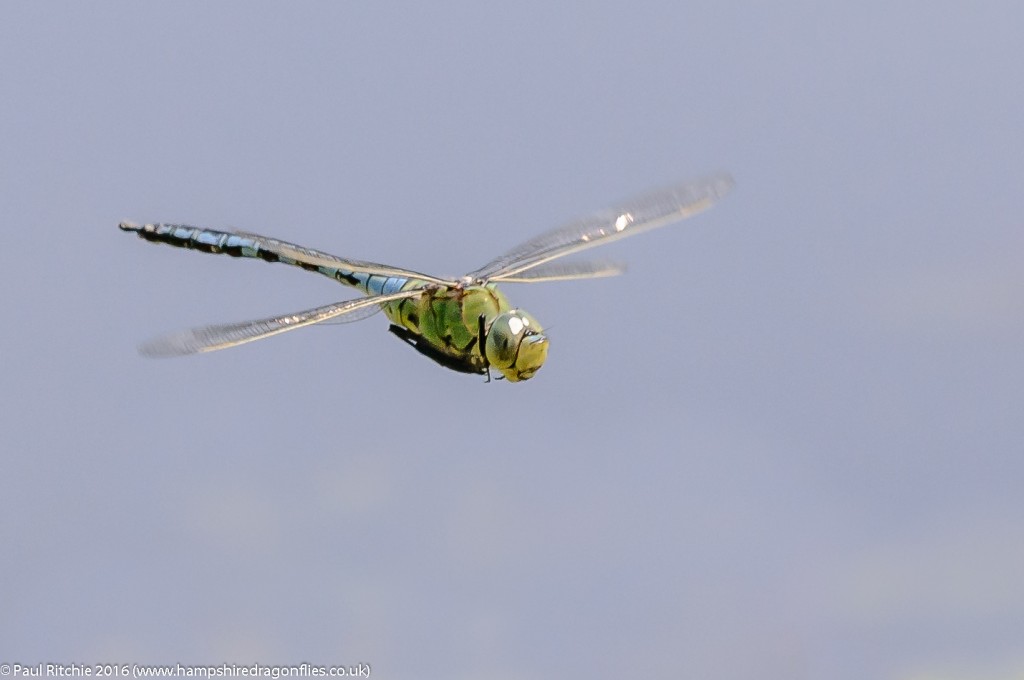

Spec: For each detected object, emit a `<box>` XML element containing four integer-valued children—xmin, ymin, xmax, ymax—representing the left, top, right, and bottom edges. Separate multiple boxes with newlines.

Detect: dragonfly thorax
<box><xmin>485</xmin><ymin>309</ymin><xmax>548</xmax><ymax>382</ymax></box>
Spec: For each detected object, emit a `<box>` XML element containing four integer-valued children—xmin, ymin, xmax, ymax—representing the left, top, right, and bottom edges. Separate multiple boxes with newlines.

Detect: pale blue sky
<box><xmin>2</xmin><ymin>2</ymin><xmax>1023</xmax><ymax>678</ymax></box>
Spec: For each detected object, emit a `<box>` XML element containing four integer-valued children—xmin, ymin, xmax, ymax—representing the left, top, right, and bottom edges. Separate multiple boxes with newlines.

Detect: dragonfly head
<box><xmin>485</xmin><ymin>310</ymin><xmax>548</xmax><ymax>382</ymax></box>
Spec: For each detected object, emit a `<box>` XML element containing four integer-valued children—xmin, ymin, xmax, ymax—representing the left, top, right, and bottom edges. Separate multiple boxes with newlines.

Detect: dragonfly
<box><xmin>121</xmin><ymin>173</ymin><xmax>733</xmax><ymax>382</ymax></box>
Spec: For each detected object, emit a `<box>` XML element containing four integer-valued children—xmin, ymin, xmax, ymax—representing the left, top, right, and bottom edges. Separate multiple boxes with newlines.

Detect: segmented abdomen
<box><xmin>119</xmin><ymin>222</ymin><xmax>413</xmax><ymax>296</ymax></box>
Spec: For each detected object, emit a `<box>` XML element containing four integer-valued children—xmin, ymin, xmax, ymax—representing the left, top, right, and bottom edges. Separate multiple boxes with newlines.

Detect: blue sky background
<box><xmin>2</xmin><ymin>2</ymin><xmax>1022</xmax><ymax>678</ymax></box>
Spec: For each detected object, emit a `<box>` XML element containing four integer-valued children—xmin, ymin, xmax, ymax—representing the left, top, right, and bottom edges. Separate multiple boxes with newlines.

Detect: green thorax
<box><xmin>382</xmin><ymin>281</ymin><xmax>513</xmax><ymax>371</ymax></box>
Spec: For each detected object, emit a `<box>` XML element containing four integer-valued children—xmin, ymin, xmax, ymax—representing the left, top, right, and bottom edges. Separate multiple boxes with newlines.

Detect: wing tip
<box><xmin>706</xmin><ymin>171</ymin><xmax>736</xmax><ymax>199</ymax></box>
<box><xmin>137</xmin><ymin>331</ymin><xmax>204</xmax><ymax>358</ymax></box>
<box><xmin>137</xmin><ymin>342</ymin><xmax>186</xmax><ymax>358</ymax></box>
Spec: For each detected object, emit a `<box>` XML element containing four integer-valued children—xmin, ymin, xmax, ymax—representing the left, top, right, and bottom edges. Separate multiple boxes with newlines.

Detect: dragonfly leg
<box><xmin>478</xmin><ymin>314</ymin><xmax>494</xmax><ymax>383</ymax></box>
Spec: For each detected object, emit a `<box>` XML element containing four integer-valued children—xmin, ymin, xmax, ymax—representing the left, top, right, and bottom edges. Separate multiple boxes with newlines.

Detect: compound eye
<box><xmin>485</xmin><ymin>313</ymin><xmax>522</xmax><ymax>368</ymax></box>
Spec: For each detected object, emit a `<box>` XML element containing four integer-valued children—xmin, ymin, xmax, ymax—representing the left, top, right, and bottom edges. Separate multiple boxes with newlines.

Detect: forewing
<box><xmin>138</xmin><ymin>289</ymin><xmax>424</xmax><ymax>357</ymax></box>
<box><xmin>492</xmin><ymin>260</ymin><xmax>626</xmax><ymax>283</ymax></box>
<box><xmin>233</xmin><ymin>230</ymin><xmax>454</xmax><ymax>285</ymax></box>
<box><xmin>467</xmin><ymin>173</ymin><xmax>733</xmax><ymax>281</ymax></box>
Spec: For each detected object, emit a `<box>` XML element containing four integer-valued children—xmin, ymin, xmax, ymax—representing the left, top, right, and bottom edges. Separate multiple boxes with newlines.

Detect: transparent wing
<box><xmin>139</xmin><ymin>289</ymin><xmax>424</xmax><ymax>357</ymax></box>
<box><xmin>467</xmin><ymin>173</ymin><xmax>733</xmax><ymax>282</ymax></box>
<box><xmin>310</xmin><ymin>302</ymin><xmax>384</xmax><ymax>325</ymax></box>
<box><xmin>233</xmin><ymin>230</ymin><xmax>455</xmax><ymax>286</ymax></box>
<box><xmin>493</xmin><ymin>260</ymin><xmax>626</xmax><ymax>283</ymax></box>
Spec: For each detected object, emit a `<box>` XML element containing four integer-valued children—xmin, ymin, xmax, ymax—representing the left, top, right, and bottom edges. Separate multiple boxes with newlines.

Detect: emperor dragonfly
<box><xmin>121</xmin><ymin>173</ymin><xmax>733</xmax><ymax>381</ymax></box>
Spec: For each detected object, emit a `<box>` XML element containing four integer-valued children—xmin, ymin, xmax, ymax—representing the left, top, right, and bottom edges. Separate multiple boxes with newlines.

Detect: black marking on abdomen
<box><xmin>145</xmin><ymin>230</ymin><xmax>219</xmax><ymax>254</ymax></box>
<box><xmin>335</xmin><ymin>270</ymin><xmax>359</xmax><ymax>286</ymax></box>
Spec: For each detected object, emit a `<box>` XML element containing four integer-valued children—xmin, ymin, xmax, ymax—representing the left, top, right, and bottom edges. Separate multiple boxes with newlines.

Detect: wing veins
<box><xmin>466</xmin><ymin>173</ymin><xmax>733</xmax><ymax>281</ymax></box>
<box><xmin>233</xmin><ymin>230</ymin><xmax>455</xmax><ymax>285</ymax></box>
<box><xmin>491</xmin><ymin>260</ymin><xmax>626</xmax><ymax>283</ymax></box>
<box><xmin>139</xmin><ymin>289</ymin><xmax>424</xmax><ymax>357</ymax></box>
